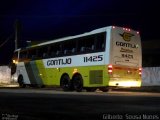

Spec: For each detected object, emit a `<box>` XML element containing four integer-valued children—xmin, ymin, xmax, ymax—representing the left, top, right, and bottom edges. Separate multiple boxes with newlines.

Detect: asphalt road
<box><xmin>0</xmin><ymin>88</ymin><xmax>160</xmax><ymax>120</ymax></box>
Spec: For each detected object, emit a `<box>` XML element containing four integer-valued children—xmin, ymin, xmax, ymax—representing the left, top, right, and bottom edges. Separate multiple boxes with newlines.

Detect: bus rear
<box><xmin>108</xmin><ymin>26</ymin><xmax>142</xmax><ymax>87</ymax></box>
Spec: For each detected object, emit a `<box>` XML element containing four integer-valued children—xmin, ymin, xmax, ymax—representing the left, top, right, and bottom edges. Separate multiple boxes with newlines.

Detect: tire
<box><xmin>18</xmin><ymin>75</ymin><xmax>26</xmax><ymax>88</ymax></box>
<box><xmin>86</xmin><ymin>88</ymin><xmax>97</xmax><ymax>92</ymax></box>
<box><xmin>73</xmin><ymin>74</ymin><xmax>83</xmax><ymax>92</ymax></box>
<box><xmin>99</xmin><ymin>87</ymin><xmax>109</xmax><ymax>92</ymax></box>
<box><xmin>60</xmin><ymin>74</ymin><xmax>70</xmax><ymax>91</ymax></box>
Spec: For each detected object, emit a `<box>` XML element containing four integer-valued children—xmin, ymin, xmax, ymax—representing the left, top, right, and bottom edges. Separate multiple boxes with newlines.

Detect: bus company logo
<box><xmin>120</xmin><ymin>32</ymin><xmax>134</xmax><ymax>42</ymax></box>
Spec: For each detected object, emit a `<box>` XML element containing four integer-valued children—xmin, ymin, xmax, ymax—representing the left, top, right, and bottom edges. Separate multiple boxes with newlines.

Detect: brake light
<box><xmin>139</xmin><ymin>67</ymin><xmax>142</xmax><ymax>76</ymax></box>
<box><xmin>108</xmin><ymin>64</ymin><xmax>113</xmax><ymax>74</ymax></box>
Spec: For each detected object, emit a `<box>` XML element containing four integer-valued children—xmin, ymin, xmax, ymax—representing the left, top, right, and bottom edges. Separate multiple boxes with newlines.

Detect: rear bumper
<box><xmin>109</xmin><ymin>78</ymin><xmax>141</xmax><ymax>87</ymax></box>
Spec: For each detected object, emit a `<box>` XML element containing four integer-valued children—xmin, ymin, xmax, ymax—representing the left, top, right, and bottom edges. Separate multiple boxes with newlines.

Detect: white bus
<box><xmin>11</xmin><ymin>26</ymin><xmax>142</xmax><ymax>92</ymax></box>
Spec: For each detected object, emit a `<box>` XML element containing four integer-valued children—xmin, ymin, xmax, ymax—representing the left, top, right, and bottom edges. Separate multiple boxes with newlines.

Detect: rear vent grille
<box><xmin>89</xmin><ymin>70</ymin><xmax>103</xmax><ymax>84</ymax></box>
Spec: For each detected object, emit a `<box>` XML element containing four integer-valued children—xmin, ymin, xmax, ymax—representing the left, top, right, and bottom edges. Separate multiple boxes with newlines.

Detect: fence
<box><xmin>142</xmin><ymin>67</ymin><xmax>160</xmax><ymax>86</ymax></box>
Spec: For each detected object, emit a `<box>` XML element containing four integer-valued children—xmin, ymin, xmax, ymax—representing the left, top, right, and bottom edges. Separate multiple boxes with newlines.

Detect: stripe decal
<box><xmin>25</xmin><ymin>61</ymin><xmax>43</xmax><ymax>85</ymax></box>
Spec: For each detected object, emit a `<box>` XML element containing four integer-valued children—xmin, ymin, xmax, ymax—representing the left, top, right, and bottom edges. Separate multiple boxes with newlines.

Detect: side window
<box><xmin>63</xmin><ymin>39</ymin><xmax>76</xmax><ymax>55</ymax></box>
<box><xmin>37</xmin><ymin>46</ymin><xmax>48</xmax><ymax>59</ymax></box>
<box><xmin>28</xmin><ymin>48</ymin><xmax>37</xmax><ymax>60</ymax></box>
<box><xmin>77</xmin><ymin>35</ymin><xmax>95</xmax><ymax>53</ymax></box>
<box><xmin>95</xmin><ymin>32</ymin><xmax>106</xmax><ymax>51</ymax></box>
<box><xmin>48</xmin><ymin>42</ymin><xmax>63</xmax><ymax>57</ymax></box>
<box><xmin>19</xmin><ymin>50</ymin><xmax>27</xmax><ymax>61</ymax></box>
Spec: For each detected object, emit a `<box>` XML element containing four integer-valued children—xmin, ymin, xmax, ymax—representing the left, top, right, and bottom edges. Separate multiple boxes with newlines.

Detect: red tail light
<box><xmin>108</xmin><ymin>64</ymin><xmax>113</xmax><ymax>74</ymax></box>
<box><xmin>139</xmin><ymin>67</ymin><xmax>142</xmax><ymax>76</ymax></box>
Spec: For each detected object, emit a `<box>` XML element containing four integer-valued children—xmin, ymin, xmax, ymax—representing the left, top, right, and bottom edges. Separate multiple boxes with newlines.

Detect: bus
<box><xmin>11</xmin><ymin>26</ymin><xmax>142</xmax><ymax>92</ymax></box>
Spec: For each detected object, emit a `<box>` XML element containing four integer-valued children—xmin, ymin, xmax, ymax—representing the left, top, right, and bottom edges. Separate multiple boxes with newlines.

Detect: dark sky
<box><xmin>0</xmin><ymin>0</ymin><xmax>159</xmax><ymax>65</ymax></box>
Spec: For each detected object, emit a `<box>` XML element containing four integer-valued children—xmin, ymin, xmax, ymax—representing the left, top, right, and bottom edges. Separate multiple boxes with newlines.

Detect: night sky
<box><xmin>0</xmin><ymin>0</ymin><xmax>159</xmax><ymax>65</ymax></box>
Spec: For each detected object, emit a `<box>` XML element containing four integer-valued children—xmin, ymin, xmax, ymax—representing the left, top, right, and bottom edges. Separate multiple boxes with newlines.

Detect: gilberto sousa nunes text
<box><xmin>103</xmin><ymin>114</ymin><xmax>159</xmax><ymax>120</ymax></box>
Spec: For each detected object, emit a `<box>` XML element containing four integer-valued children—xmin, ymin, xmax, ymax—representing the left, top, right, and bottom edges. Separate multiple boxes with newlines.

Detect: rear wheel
<box><xmin>60</xmin><ymin>74</ymin><xmax>70</xmax><ymax>91</ymax></box>
<box><xmin>18</xmin><ymin>75</ymin><xmax>26</xmax><ymax>88</ymax></box>
<box><xmin>73</xmin><ymin>74</ymin><xmax>83</xmax><ymax>92</ymax></box>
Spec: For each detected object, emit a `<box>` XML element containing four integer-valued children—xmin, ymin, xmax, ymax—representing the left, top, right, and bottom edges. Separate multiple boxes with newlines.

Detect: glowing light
<box><xmin>13</xmin><ymin>60</ymin><xmax>16</xmax><ymax>63</ymax></box>
<box><xmin>109</xmin><ymin>81</ymin><xmax>141</xmax><ymax>87</ymax></box>
<box><xmin>122</xmin><ymin>27</ymin><xmax>131</xmax><ymax>32</ymax></box>
<box><xmin>137</xmin><ymin>31</ymin><xmax>139</xmax><ymax>34</ymax></box>
<box><xmin>12</xmin><ymin>59</ymin><xmax>18</xmax><ymax>64</ymax></box>
<box><xmin>73</xmin><ymin>68</ymin><xmax>78</xmax><ymax>74</ymax></box>
<box><xmin>112</xmin><ymin>26</ymin><xmax>115</xmax><ymax>29</ymax></box>
<box><xmin>108</xmin><ymin>70</ymin><xmax>112</xmax><ymax>73</ymax></box>
<box><xmin>108</xmin><ymin>64</ymin><xmax>113</xmax><ymax>68</ymax></box>
<box><xmin>108</xmin><ymin>64</ymin><xmax>113</xmax><ymax>74</ymax></box>
<box><xmin>139</xmin><ymin>67</ymin><xmax>142</xmax><ymax>75</ymax></box>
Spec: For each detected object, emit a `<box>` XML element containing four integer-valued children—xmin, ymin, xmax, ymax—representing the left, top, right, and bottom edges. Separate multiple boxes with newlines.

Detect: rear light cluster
<box><xmin>123</xmin><ymin>28</ymin><xmax>131</xmax><ymax>31</ymax></box>
<box><xmin>108</xmin><ymin>64</ymin><xmax>113</xmax><ymax>74</ymax></box>
<box><xmin>139</xmin><ymin>67</ymin><xmax>142</xmax><ymax>76</ymax></box>
<box><xmin>112</xmin><ymin>26</ymin><xmax>139</xmax><ymax>34</ymax></box>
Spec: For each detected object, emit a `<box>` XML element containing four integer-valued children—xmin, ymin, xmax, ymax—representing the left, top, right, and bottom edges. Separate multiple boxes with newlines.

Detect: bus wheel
<box><xmin>73</xmin><ymin>74</ymin><xmax>83</xmax><ymax>92</ymax></box>
<box><xmin>86</xmin><ymin>88</ymin><xmax>97</xmax><ymax>92</ymax></box>
<box><xmin>99</xmin><ymin>87</ymin><xmax>109</xmax><ymax>92</ymax></box>
<box><xmin>60</xmin><ymin>74</ymin><xmax>70</xmax><ymax>91</ymax></box>
<box><xmin>18</xmin><ymin>75</ymin><xmax>26</xmax><ymax>88</ymax></box>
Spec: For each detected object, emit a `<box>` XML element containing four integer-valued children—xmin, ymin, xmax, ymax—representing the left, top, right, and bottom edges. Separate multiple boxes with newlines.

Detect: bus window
<box><xmin>48</xmin><ymin>45</ymin><xmax>56</xmax><ymax>57</ymax></box>
<box><xmin>95</xmin><ymin>32</ymin><xmax>106</xmax><ymax>51</ymax></box>
<box><xmin>48</xmin><ymin>42</ymin><xmax>63</xmax><ymax>57</ymax></box>
<box><xmin>77</xmin><ymin>35</ymin><xmax>95</xmax><ymax>53</ymax></box>
<box><xmin>63</xmin><ymin>39</ymin><xmax>76</xmax><ymax>55</ymax></box>
<box><xmin>19</xmin><ymin>50</ymin><xmax>27</xmax><ymax>61</ymax></box>
<box><xmin>37</xmin><ymin>46</ymin><xmax>48</xmax><ymax>59</ymax></box>
<box><xmin>28</xmin><ymin>48</ymin><xmax>37</xmax><ymax>60</ymax></box>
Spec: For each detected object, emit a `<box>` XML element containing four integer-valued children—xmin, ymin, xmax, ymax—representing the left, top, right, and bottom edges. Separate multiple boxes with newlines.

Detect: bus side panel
<box><xmin>35</xmin><ymin>60</ymin><xmax>48</xmax><ymax>85</ymax></box>
<box><xmin>45</xmin><ymin>68</ymin><xmax>59</xmax><ymax>85</ymax></box>
<box><xmin>17</xmin><ymin>62</ymin><xmax>31</xmax><ymax>84</ymax></box>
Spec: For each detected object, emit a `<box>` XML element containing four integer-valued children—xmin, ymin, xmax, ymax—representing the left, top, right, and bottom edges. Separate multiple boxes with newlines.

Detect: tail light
<box><xmin>139</xmin><ymin>67</ymin><xmax>142</xmax><ymax>76</ymax></box>
<box><xmin>108</xmin><ymin>64</ymin><xmax>113</xmax><ymax>74</ymax></box>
